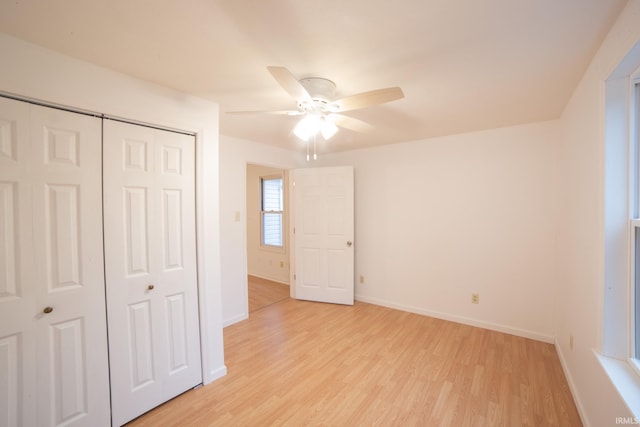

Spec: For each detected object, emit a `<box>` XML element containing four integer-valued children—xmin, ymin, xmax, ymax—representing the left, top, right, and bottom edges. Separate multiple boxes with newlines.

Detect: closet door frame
<box><xmin>0</xmin><ymin>89</ymin><xmax>225</xmax><ymax>423</ymax></box>
<box><xmin>0</xmin><ymin>67</ymin><xmax>225</xmax><ymax>387</ymax></box>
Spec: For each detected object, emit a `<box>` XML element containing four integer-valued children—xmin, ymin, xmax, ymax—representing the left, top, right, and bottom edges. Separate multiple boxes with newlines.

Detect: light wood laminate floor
<box><xmin>248</xmin><ymin>275</ymin><xmax>290</xmax><ymax>312</ymax></box>
<box><xmin>127</xmin><ymin>299</ymin><xmax>582</xmax><ymax>426</ymax></box>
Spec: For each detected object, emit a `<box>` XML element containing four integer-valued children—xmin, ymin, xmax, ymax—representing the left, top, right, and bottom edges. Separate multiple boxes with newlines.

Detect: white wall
<box><xmin>0</xmin><ymin>33</ymin><xmax>226</xmax><ymax>384</ymax></box>
<box><xmin>246</xmin><ymin>164</ymin><xmax>290</xmax><ymax>284</ymax></box>
<box><xmin>315</xmin><ymin>121</ymin><xmax>560</xmax><ymax>342</ymax></box>
<box><xmin>219</xmin><ymin>135</ymin><xmax>303</xmax><ymax>326</ymax></box>
<box><xmin>555</xmin><ymin>1</ymin><xmax>640</xmax><ymax>425</ymax></box>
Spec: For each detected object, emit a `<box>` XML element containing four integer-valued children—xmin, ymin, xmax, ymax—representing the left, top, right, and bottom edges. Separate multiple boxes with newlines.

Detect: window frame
<box><xmin>632</xmin><ymin>220</ymin><xmax>640</xmax><ymax>374</ymax></box>
<box><xmin>260</xmin><ymin>174</ymin><xmax>285</xmax><ymax>251</ymax></box>
<box><xmin>632</xmin><ymin>79</ymin><xmax>640</xmax><ymax>374</ymax></box>
<box><xmin>599</xmin><ymin>42</ymin><xmax>640</xmax><ymax>418</ymax></box>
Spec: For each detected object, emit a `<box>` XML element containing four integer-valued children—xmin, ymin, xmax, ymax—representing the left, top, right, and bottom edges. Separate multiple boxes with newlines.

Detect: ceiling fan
<box><xmin>228</xmin><ymin>66</ymin><xmax>404</xmax><ymax>146</ymax></box>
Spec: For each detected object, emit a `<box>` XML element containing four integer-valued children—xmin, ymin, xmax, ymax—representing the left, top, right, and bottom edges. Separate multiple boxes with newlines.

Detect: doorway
<box><xmin>245</xmin><ymin>163</ymin><xmax>291</xmax><ymax>312</ymax></box>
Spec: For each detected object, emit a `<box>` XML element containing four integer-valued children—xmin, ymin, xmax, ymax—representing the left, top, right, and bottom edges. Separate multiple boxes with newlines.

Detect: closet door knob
<box><xmin>43</xmin><ymin>306</ymin><xmax>53</xmax><ymax>314</ymax></box>
<box><xmin>347</xmin><ymin>241</ymin><xmax>353</xmax><ymax>247</ymax></box>
<box><xmin>148</xmin><ymin>284</ymin><xmax>155</xmax><ymax>290</ymax></box>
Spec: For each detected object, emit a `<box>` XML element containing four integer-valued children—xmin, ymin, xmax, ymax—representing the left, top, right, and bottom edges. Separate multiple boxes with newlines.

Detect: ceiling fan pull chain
<box><xmin>313</xmin><ymin>134</ymin><xmax>317</xmax><ymax>160</ymax></box>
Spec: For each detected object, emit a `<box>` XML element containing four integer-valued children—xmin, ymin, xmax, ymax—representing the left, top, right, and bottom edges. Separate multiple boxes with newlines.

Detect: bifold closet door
<box><xmin>103</xmin><ymin>119</ymin><xmax>202</xmax><ymax>426</ymax></box>
<box><xmin>0</xmin><ymin>97</ymin><xmax>110</xmax><ymax>426</ymax></box>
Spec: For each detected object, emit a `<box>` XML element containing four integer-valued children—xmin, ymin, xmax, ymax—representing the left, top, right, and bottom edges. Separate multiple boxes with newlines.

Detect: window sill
<box><xmin>259</xmin><ymin>244</ymin><xmax>286</xmax><ymax>254</ymax></box>
<box><xmin>595</xmin><ymin>350</ymin><xmax>640</xmax><ymax>418</ymax></box>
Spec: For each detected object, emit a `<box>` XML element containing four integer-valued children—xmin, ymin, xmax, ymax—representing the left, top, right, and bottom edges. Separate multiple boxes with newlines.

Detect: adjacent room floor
<box><xmin>248</xmin><ymin>275</ymin><xmax>290</xmax><ymax>313</ymax></box>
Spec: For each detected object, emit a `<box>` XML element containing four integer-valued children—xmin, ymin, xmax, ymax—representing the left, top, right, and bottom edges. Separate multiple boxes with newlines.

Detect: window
<box><xmin>261</xmin><ymin>176</ymin><xmax>284</xmax><ymax>248</ymax></box>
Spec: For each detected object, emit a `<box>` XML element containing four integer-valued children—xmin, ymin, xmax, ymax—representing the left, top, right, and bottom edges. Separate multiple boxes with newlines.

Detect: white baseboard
<box><xmin>554</xmin><ymin>339</ymin><xmax>589</xmax><ymax>427</ymax></box>
<box><xmin>354</xmin><ymin>294</ymin><xmax>555</xmax><ymax>344</ymax></box>
<box><xmin>223</xmin><ymin>312</ymin><xmax>248</xmax><ymax>328</ymax></box>
<box><xmin>204</xmin><ymin>365</ymin><xmax>228</xmax><ymax>385</ymax></box>
<box><xmin>248</xmin><ymin>273</ymin><xmax>290</xmax><ymax>286</ymax></box>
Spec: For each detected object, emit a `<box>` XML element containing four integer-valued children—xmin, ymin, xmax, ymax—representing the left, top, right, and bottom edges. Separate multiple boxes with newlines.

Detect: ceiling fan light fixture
<box><xmin>293</xmin><ymin>114</ymin><xmax>321</xmax><ymax>141</ymax></box>
<box><xmin>320</xmin><ymin>120</ymin><xmax>338</xmax><ymax>140</ymax></box>
<box><xmin>294</xmin><ymin>114</ymin><xmax>339</xmax><ymax>141</ymax></box>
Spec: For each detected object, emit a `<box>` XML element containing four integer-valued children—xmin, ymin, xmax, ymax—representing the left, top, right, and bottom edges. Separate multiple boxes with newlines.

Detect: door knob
<box><xmin>43</xmin><ymin>306</ymin><xmax>53</xmax><ymax>314</ymax></box>
<box><xmin>347</xmin><ymin>241</ymin><xmax>352</xmax><ymax>247</ymax></box>
<box><xmin>147</xmin><ymin>284</ymin><xmax>155</xmax><ymax>290</ymax></box>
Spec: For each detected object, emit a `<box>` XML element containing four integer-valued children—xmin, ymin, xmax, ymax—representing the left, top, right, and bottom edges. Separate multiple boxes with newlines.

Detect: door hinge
<box><xmin>294</xmin><ymin>274</ymin><xmax>296</xmax><ymax>280</ymax></box>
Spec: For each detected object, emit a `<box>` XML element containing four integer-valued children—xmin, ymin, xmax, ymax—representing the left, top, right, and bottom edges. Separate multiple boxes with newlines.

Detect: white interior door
<box><xmin>292</xmin><ymin>166</ymin><xmax>354</xmax><ymax>305</ymax></box>
<box><xmin>0</xmin><ymin>97</ymin><xmax>110</xmax><ymax>426</ymax></box>
<box><xmin>103</xmin><ymin>119</ymin><xmax>202</xmax><ymax>426</ymax></box>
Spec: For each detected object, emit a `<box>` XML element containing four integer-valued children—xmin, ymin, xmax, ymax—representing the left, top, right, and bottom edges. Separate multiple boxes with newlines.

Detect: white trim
<box><xmin>259</xmin><ymin>242</ymin><xmax>287</xmax><ymax>254</ymax></box>
<box><xmin>554</xmin><ymin>339</ymin><xmax>590</xmax><ymax>427</ymax></box>
<box><xmin>222</xmin><ymin>313</ymin><xmax>249</xmax><ymax>328</ymax></box>
<box><xmin>596</xmin><ymin>351</ymin><xmax>640</xmax><ymax>418</ymax></box>
<box><xmin>631</xmin><ymin>358</ymin><xmax>640</xmax><ymax>378</ymax></box>
<box><xmin>633</xmin><ymin>80</ymin><xmax>640</xmax><ymax>369</ymax></box>
<box><xmin>288</xmin><ymin>172</ymin><xmax>297</xmax><ymax>300</ymax></box>
<box><xmin>632</xmin><ymin>219</ymin><xmax>639</xmax><ymax>365</ymax></box>
<box><xmin>207</xmin><ymin>365</ymin><xmax>228</xmax><ymax>384</ymax></box>
<box><xmin>248</xmin><ymin>273</ymin><xmax>290</xmax><ymax>286</ymax></box>
<box><xmin>355</xmin><ymin>295</ymin><xmax>555</xmax><ymax>343</ymax></box>
<box><xmin>603</xmin><ymin>74</ymin><xmax>633</xmax><ymax>359</ymax></box>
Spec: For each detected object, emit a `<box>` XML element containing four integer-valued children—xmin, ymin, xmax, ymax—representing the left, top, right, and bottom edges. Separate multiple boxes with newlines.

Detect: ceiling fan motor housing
<box><xmin>298</xmin><ymin>77</ymin><xmax>336</xmax><ymax>112</ymax></box>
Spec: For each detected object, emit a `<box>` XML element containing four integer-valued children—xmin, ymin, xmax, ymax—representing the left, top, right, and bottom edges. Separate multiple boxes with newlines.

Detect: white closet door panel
<box><xmin>49</xmin><ymin>318</ymin><xmax>87</xmax><ymax>424</ymax></box>
<box><xmin>153</xmin><ymin>128</ymin><xmax>200</xmax><ymax>395</ymax></box>
<box><xmin>0</xmin><ymin>97</ymin><xmax>109</xmax><ymax>427</ymax></box>
<box><xmin>0</xmin><ymin>333</ymin><xmax>21</xmax><ymax>427</ymax></box>
<box><xmin>30</xmin><ymin>105</ymin><xmax>110</xmax><ymax>427</ymax></box>
<box><xmin>45</xmin><ymin>184</ymin><xmax>81</xmax><ymax>290</ymax></box>
<box><xmin>0</xmin><ymin>182</ymin><xmax>18</xmax><ymax>298</ymax></box>
<box><xmin>104</xmin><ymin>122</ymin><xmax>158</xmax><ymax>425</ymax></box>
<box><xmin>104</xmin><ymin>120</ymin><xmax>201</xmax><ymax>426</ymax></box>
<box><xmin>128</xmin><ymin>301</ymin><xmax>155</xmax><ymax>389</ymax></box>
<box><xmin>0</xmin><ymin>98</ymin><xmax>36</xmax><ymax>427</ymax></box>
<box><xmin>125</xmin><ymin>187</ymin><xmax>150</xmax><ymax>276</ymax></box>
<box><xmin>162</xmin><ymin>189</ymin><xmax>183</xmax><ymax>270</ymax></box>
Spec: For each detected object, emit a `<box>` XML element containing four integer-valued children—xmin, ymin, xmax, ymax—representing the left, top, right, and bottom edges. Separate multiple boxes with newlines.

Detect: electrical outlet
<box><xmin>471</xmin><ymin>293</ymin><xmax>479</xmax><ymax>304</ymax></box>
<box><xmin>359</xmin><ymin>275</ymin><xmax>365</xmax><ymax>284</ymax></box>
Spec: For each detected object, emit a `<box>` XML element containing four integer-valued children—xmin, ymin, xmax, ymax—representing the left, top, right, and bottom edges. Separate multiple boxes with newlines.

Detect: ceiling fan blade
<box><xmin>329</xmin><ymin>114</ymin><xmax>374</xmax><ymax>133</ymax></box>
<box><xmin>267</xmin><ymin>66</ymin><xmax>311</xmax><ymax>101</ymax></box>
<box><xmin>331</xmin><ymin>87</ymin><xmax>404</xmax><ymax>112</ymax></box>
<box><xmin>226</xmin><ymin>109</ymin><xmax>302</xmax><ymax>116</ymax></box>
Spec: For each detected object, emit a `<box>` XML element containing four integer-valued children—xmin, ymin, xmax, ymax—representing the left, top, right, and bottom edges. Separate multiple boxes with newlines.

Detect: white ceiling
<box><xmin>0</xmin><ymin>0</ymin><xmax>628</xmax><ymax>153</ymax></box>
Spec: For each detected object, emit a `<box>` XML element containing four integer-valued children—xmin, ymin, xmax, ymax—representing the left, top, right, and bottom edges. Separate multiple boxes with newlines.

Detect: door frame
<box><xmin>288</xmin><ymin>172</ymin><xmax>298</xmax><ymax>299</ymax></box>
<box><xmin>243</xmin><ymin>162</ymin><xmax>293</xmax><ymax>315</ymax></box>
